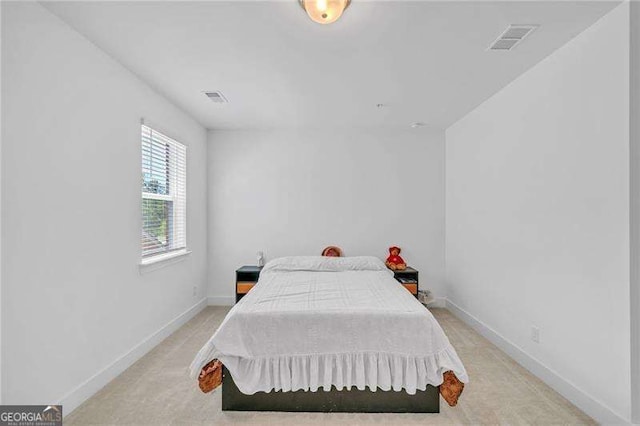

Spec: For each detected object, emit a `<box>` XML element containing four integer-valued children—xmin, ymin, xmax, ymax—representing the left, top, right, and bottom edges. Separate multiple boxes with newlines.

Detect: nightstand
<box><xmin>236</xmin><ymin>266</ymin><xmax>263</xmax><ymax>303</ymax></box>
<box><xmin>393</xmin><ymin>267</ymin><xmax>419</xmax><ymax>298</ymax></box>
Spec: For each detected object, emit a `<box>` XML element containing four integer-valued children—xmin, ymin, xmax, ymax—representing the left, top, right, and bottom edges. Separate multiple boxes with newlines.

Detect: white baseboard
<box><xmin>207</xmin><ymin>296</ymin><xmax>235</xmax><ymax>306</ymax></box>
<box><xmin>58</xmin><ymin>297</ymin><xmax>208</xmax><ymax>416</ymax></box>
<box><xmin>445</xmin><ymin>299</ymin><xmax>630</xmax><ymax>425</ymax></box>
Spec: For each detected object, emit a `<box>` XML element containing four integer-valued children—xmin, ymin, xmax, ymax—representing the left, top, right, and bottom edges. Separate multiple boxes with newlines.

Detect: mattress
<box><xmin>190</xmin><ymin>256</ymin><xmax>468</xmax><ymax>395</ymax></box>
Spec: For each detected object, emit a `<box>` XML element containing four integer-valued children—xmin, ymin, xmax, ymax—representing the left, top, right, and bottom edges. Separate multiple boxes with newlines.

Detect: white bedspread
<box><xmin>190</xmin><ymin>256</ymin><xmax>468</xmax><ymax>394</ymax></box>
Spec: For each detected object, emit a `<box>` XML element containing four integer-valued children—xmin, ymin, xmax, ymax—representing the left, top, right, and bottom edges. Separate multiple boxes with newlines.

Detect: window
<box><xmin>141</xmin><ymin>124</ymin><xmax>187</xmax><ymax>259</ymax></box>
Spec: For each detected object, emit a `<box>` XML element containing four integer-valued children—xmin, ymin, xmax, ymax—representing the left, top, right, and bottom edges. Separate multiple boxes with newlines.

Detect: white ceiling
<box><xmin>44</xmin><ymin>1</ymin><xmax>618</xmax><ymax>130</ymax></box>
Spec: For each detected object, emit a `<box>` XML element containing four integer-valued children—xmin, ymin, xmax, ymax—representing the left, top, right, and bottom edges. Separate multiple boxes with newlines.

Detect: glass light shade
<box><xmin>299</xmin><ymin>0</ymin><xmax>351</xmax><ymax>25</ymax></box>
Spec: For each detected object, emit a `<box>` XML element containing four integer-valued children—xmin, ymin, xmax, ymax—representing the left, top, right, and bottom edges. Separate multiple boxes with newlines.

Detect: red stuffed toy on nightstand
<box><xmin>385</xmin><ymin>246</ymin><xmax>407</xmax><ymax>271</ymax></box>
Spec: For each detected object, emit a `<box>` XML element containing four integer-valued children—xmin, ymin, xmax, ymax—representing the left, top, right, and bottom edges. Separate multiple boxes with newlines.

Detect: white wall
<box><xmin>446</xmin><ymin>3</ymin><xmax>630</xmax><ymax>423</ymax></box>
<box><xmin>630</xmin><ymin>1</ymin><xmax>640</xmax><ymax>423</ymax></box>
<box><xmin>1</xmin><ymin>2</ymin><xmax>207</xmax><ymax>410</ymax></box>
<box><xmin>207</xmin><ymin>128</ymin><xmax>445</xmax><ymax>304</ymax></box>
<box><xmin>0</xmin><ymin>0</ymin><xmax>3</xmax><ymax>405</ymax></box>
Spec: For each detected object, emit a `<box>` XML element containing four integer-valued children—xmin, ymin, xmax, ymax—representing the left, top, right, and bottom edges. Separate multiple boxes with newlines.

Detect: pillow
<box><xmin>262</xmin><ymin>256</ymin><xmax>388</xmax><ymax>274</ymax></box>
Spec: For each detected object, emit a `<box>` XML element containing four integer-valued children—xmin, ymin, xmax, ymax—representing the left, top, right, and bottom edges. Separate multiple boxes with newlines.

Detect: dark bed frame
<box><xmin>221</xmin><ymin>367</ymin><xmax>440</xmax><ymax>413</ymax></box>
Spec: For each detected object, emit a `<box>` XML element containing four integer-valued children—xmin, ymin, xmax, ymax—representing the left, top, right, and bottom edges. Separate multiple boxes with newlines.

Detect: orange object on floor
<box><xmin>440</xmin><ymin>370</ymin><xmax>465</xmax><ymax>407</ymax></box>
<box><xmin>198</xmin><ymin>359</ymin><xmax>223</xmax><ymax>393</ymax></box>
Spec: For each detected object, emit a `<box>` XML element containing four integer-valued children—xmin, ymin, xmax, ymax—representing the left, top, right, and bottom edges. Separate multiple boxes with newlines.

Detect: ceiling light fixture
<box><xmin>411</xmin><ymin>122</ymin><xmax>426</xmax><ymax>128</ymax></box>
<box><xmin>298</xmin><ymin>0</ymin><xmax>351</xmax><ymax>25</ymax></box>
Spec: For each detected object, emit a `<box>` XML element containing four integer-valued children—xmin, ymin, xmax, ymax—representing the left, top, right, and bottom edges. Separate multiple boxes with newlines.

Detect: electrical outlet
<box><xmin>531</xmin><ymin>326</ymin><xmax>540</xmax><ymax>343</ymax></box>
<box><xmin>192</xmin><ymin>286</ymin><xmax>197</xmax><ymax>297</ymax></box>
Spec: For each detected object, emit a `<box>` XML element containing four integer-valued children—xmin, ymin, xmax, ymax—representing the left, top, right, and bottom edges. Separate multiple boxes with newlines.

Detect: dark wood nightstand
<box><xmin>393</xmin><ymin>267</ymin><xmax>419</xmax><ymax>298</ymax></box>
<box><xmin>236</xmin><ymin>266</ymin><xmax>263</xmax><ymax>303</ymax></box>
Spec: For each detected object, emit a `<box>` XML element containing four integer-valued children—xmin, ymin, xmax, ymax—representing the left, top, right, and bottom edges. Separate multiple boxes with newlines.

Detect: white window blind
<box><xmin>141</xmin><ymin>124</ymin><xmax>187</xmax><ymax>258</ymax></box>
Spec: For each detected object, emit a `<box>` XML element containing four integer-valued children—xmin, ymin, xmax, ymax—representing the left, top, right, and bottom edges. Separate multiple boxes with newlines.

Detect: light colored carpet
<box><xmin>65</xmin><ymin>306</ymin><xmax>594</xmax><ymax>425</ymax></box>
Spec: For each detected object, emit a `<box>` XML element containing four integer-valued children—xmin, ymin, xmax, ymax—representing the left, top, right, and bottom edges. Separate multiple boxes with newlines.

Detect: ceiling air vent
<box><xmin>204</xmin><ymin>91</ymin><xmax>228</xmax><ymax>103</ymax></box>
<box><xmin>488</xmin><ymin>25</ymin><xmax>538</xmax><ymax>51</ymax></box>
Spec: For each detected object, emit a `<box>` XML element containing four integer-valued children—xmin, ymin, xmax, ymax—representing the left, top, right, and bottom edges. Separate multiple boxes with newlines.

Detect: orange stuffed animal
<box><xmin>385</xmin><ymin>246</ymin><xmax>407</xmax><ymax>270</ymax></box>
<box><xmin>322</xmin><ymin>246</ymin><xmax>342</xmax><ymax>257</ymax></box>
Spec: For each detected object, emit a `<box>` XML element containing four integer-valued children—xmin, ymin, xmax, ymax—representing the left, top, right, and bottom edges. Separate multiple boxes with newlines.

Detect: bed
<box><xmin>190</xmin><ymin>256</ymin><xmax>468</xmax><ymax>412</ymax></box>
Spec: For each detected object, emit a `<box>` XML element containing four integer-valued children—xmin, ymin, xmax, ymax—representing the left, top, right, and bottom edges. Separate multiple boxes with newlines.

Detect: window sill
<box><xmin>139</xmin><ymin>249</ymin><xmax>192</xmax><ymax>273</ymax></box>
